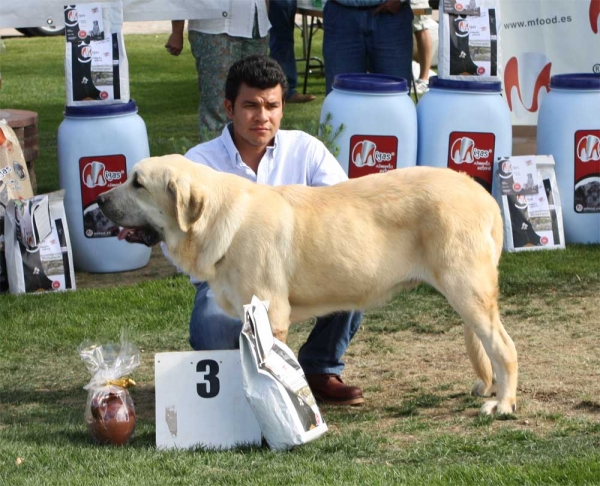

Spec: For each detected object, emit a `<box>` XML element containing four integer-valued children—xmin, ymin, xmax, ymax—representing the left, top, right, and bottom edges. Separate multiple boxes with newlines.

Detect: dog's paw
<box><xmin>471</xmin><ymin>379</ymin><xmax>496</xmax><ymax>397</ymax></box>
<box><xmin>479</xmin><ymin>400</ymin><xmax>498</xmax><ymax>415</ymax></box>
<box><xmin>496</xmin><ymin>400</ymin><xmax>517</xmax><ymax>415</ymax></box>
<box><xmin>479</xmin><ymin>399</ymin><xmax>517</xmax><ymax>416</ymax></box>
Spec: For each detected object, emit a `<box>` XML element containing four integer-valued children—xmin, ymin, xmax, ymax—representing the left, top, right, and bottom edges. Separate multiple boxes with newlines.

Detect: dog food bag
<box><xmin>438</xmin><ymin>0</ymin><xmax>502</xmax><ymax>82</ymax></box>
<box><xmin>494</xmin><ymin>155</ymin><xmax>565</xmax><ymax>252</ymax></box>
<box><xmin>0</xmin><ymin>121</ymin><xmax>34</xmax><ymax>293</ymax></box>
<box><xmin>64</xmin><ymin>2</ymin><xmax>130</xmax><ymax>106</ymax></box>
<box><xmin>78</xmin><ymin>332</ymin><xmax>140</xmax><ymax>446</ymax></box>
<box><xmin>240</xmin><ymin>296</ymin><xmax>328</xmax><ymax>451</ymax></box>
<box><xmin>5</xmin><ymin>190</ymin><xmax>76</xmax><ymax>294</ymax></box>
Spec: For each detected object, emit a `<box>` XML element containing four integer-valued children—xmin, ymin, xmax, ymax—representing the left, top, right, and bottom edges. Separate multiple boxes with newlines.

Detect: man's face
<box><xmin>224</xmin><ymin>83</ymin><xmax>284</xmax><ymax>150</ymax></box>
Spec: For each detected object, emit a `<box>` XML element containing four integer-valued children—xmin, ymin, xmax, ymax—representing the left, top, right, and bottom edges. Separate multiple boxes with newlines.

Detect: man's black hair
<box><xmin>225</xmin><ymin>55</ymin><xmax>289</xmax><ymax>105</ymax></box>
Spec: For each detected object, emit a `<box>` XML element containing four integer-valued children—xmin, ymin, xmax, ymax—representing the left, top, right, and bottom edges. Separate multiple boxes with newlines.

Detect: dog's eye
<box><xmin>132</xmin><ymin>174</ymin><xmax>143</xmax><ymax>189</ymax></box>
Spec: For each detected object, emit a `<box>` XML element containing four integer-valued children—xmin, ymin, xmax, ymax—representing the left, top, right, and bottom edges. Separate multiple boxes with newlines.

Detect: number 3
<box><xmin>196</xmin><ymin>359</ymin><xmax>220</xmax><ymax>398</ymax></box>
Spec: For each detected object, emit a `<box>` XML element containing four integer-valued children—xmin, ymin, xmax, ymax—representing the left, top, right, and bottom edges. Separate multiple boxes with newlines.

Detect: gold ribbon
<box><xmin>106</xmin><ymin>377</ymin><xmax>136</xmax><ymax>389</ymax></box>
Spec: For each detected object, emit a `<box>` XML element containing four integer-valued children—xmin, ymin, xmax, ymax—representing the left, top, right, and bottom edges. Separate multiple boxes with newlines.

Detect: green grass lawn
<box><xmin>1</xmin><ymin>32</ymin><xmax>600</xmax><ymax>485</ymax></box>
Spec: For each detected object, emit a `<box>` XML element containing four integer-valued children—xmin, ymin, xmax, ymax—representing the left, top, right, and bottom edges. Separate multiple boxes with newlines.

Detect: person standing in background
<box><xmin>322</xmin><ymin>0</ymin><xmax>414</xmax><ymax>94</ymax></box>
<box><xmin>165</xmin><ymin>0</ymin><xmax>270</xmax><ymax>137</ymax></box>
<box><xmin>411</xmin><ymin>0</ymin><xmax>434</xmax><ymax>94</ymax></box>
<box><xmin>268</xmin><ymin>0</ymin><xmax>316</xmax><ymax>103</ymax></box>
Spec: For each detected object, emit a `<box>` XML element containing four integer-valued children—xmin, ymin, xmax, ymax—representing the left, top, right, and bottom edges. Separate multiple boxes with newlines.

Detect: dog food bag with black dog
<box><xmin>78</xmin><ymin>333</ymin><xmax>140</xmax><ymax>446</ymax></box>
<box><xmin>438</xmin><ymin>0</ymin><xmax>502</xmax><ymax>82</ymax></box>
<box><xmin>4</xmin><ymin>190</ymin><xmax>76</xmax><ymax>294</ymax></box>
<box><xmin>64</xmin><ymin>2</ymin><xmax>129</xmax><ymax>106</ymax></box>
<box><xmin>494</xmin><ymin>155</ymin><xmax>565</xmax><ymax>252</ymax></box>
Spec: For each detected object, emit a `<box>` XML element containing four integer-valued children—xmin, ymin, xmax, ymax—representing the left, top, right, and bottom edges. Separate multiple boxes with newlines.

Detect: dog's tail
<box><xmin>491</xmin><ymin>202</ymin><xmax>504</xmax><ymax>265</ymax></box>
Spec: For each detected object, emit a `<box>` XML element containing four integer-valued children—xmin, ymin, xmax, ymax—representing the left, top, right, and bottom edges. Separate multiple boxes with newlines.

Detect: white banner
<box><xmin>0</xmin><ymin>0</ymin><xmax>230</xmax><ymax>29</ymax></box>
<box><xmin>500</xmin><ymin>0</ymin><xmax>600</xmax><ymax>125</ymax></box>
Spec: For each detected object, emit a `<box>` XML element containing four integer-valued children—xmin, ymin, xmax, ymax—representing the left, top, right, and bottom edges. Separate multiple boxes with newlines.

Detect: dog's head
<box><xmin>97</xmin><ymin>154</ymin><xmax>206</xmax><ymax>246</ymax></box>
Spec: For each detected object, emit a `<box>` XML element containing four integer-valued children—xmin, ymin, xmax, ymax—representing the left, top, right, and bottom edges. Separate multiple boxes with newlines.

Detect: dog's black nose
<box><xmin>97</xmin><ymin>194</ymin><xmax>106</xmax><ymax>206</ymax></box>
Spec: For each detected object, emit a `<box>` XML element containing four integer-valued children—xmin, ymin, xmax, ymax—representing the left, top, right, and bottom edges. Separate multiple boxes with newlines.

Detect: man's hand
<box><xmin>372</xmin><ymin>0</ymin><xmax>404</xmax><ymax>15</ymax></box>
<box><xmin>165</xmin><ymin>20</ymin><xmax>185</xmax><ymax>56</ymax></box>
<box><xmin>165</xmin><ymin>34</ymin><xmax>184</xmax><ymax>56</ymax></box>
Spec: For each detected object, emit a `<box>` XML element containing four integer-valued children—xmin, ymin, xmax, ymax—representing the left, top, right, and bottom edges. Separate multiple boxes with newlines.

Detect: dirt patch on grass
<box><xmin>75</xmin><ymin>246</ymin><xmax>178</xmax><ymax>290</ymax></box>
<box><xmin>285</xmin><ymin>290</ymin><xmax>600</xmax><ymax>442</ymax></box>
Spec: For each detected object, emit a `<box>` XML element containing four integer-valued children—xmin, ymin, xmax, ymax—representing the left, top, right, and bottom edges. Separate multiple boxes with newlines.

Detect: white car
<box><xmin>16</xmin><ymin>19</ymin><xmax>64</xmax><ymax>37</ymax></box>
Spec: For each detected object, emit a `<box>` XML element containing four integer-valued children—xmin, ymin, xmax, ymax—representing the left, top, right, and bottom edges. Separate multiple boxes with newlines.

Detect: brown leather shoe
<box><xmin>305</xmin><ymin>374</ymin><xmax>364</xmax><ymax>406</ymax></box>
<box><xmin>286</xmin><ymin>92</ymin><xmax>316</xmax><ymax>103</ymax></box>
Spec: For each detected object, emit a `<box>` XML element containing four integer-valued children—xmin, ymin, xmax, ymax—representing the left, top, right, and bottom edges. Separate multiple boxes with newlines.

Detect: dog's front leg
<box><xmin>266</xmin><ymin>298</ymin><xmax>292</xmax><ymax>344</ymax></box>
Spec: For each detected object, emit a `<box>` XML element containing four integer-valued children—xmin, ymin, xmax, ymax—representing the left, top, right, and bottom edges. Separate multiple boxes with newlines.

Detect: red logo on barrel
<box><xmin>348</xmin><ymin>135</ymin><xmax>398</xmax><ymax>179</ymax></box>
<box><xmin>448</xmin><ymin>132</ymin><xmax>496</xmax><ymax>192</ymax></box>
<box><xmin>577</xmin><ymin>134</ymin><xmax>600</xmax><ymax>162</ymax></box>
<box><xmin>79</xmin><ymin>155</ymin><xmax>127</xmax><ymax>210</ymax></box>
<box><xmin>82</xmin><ymin>161</ymin><xmax>108</xmax><ymax>188</ymax></box>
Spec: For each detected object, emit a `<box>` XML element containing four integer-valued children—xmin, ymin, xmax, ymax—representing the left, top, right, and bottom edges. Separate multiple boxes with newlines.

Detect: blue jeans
<box><xmin>268</xmin><ymin>0</ymin><xmax>299</xmax><ymax>99</ymax></box>
<box><xmin>189</xmin><ymin>282</ymin><xmax>363</xmax><ymax>376</ymax></box>
<box><xmin>323</xmin><ymin>0</ymin><xmax>414</xmax><ymax>94</ymax></box>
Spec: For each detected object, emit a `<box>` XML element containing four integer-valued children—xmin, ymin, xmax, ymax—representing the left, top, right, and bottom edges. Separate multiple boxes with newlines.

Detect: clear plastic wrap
<box><xmin>78</xmin><ymin>333</ymin><xmax>140</xmax><ymax>445</ymax></box>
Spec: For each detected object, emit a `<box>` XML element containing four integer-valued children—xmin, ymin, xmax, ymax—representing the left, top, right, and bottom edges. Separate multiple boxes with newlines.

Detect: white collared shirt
<box><xmin>184</xmin><ymin>125</ymin><xmax>348</xmax><ymax>187</ymax></box>
<box><xmin>188</xmin><ymin>0</ymin><xmax>270</xmax><ymax>39</ymax></box>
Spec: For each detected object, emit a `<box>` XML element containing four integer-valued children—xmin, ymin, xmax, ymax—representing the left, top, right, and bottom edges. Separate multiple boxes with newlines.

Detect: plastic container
<box><xmin>537</xmin><ymin>73</ymin><xmax>600</xmax><ymax>244</ymax></box>
<box><xmin>417</xmin><ymin>76</ymin><xmax>512</xmax><ymax>193</ymax></box>
<box><xmin>57</xmin><ymin>100</ymin><xmax>151</xmax><ymax>273</ymax></box>
<box><xmin>319</xmin><ymin>73</ymin><xmax>417</xmax><ymax>178</ymax></box>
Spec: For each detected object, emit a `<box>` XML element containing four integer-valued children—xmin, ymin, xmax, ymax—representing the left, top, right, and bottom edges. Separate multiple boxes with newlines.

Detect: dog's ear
<box><xmin>167</xmin><ymin>177</ymin><xmax>204</xmax><ymax>233</ymax></box>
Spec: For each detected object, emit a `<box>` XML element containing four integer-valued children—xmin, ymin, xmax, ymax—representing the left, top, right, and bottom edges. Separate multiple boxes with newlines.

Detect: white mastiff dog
<box><xmin>97</xmin><ymin>154</ymin><xmax>518</xmax><ymax>415</ymax></box>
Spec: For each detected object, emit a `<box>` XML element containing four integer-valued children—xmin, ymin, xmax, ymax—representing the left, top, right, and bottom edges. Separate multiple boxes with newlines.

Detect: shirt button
<box><xmin>222</xmin><ymin>11</ymin><xmax>228</xmax><ymax>18</ymax></box>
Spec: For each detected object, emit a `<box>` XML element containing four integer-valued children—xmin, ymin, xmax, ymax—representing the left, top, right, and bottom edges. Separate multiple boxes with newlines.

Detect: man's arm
<box><xmin>309</xmin><ymin>138</ymin><xmax>348</xmax><ymax>187</ymax></box>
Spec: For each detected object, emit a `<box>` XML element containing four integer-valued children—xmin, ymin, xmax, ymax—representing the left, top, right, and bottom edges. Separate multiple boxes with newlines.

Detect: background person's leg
<box><xmin>189</xmin><ymin>31</ymin><xmax>237</xmax><ymax>136</ymax></box>
<box><xmin>323</xmin><ymin>1</ymin><xmax>369</xmax><ymax>94</ymax></box>
<box><xmin>414</xmin><ymin>28</ymin><xmax>433</xmax><ymax>82</ymax></box>
<box><xmin>268</xmin><ymin>0</ymin><xmax>299</xmax><ymax>98</ymax></box>
<box><xmin>366</xmin><ymin>6</ymin><xmax>414</xmax><ymax>85</ymax></box>
<box><xmin>414</xmin><ymin>25</ymin><xmax>433</xmax><ymax>94</ymax></box>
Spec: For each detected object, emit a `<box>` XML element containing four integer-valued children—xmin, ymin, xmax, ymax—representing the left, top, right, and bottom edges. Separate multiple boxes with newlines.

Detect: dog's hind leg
<box><xmin>460</xmin><ymin>299</ymin><xmax>517</xmax><ymax>415</ymax></box>
<box><xmin>464</xmin><ymin>325</ymin><xmax>496</xmax><ymax>397</ymax></box>
<box><xmin>439</xmin><ymin>274</ymin><xmax>518</xmax><ymax>416</ymax></box>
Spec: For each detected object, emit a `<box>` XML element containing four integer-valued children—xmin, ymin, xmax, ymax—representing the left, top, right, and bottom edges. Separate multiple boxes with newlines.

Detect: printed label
<box><xmin>64</xmin><ymin>4</ymin><xmax>105</xmax><ymax>44</ymax></box>
<box><xmin>443</xmin><ymin>0</ymin><xmax>482</xmax><ymax>16</ymax></box>
<box><xmin>348</xmin><ymin>135</ymin><xmax>398</xmax><ymax>179</ymax></box>
<box><xmin>79</xmin><ymin>154</ymin><xmax>127</xmax><ymax>238</ymax></box>
<box><xmin>447</xmin><ymin>131</ymin><xmax>495</xmax><ymax>192</ymax></box>
<box><xmin>448</xmin><ymin>9</ymin><xmax>497</xmax><ymax>77</ymax></box>
<box><xmin>573</xmin><ymin>129</ymin><xmax>600</xmax><ymax>213</ymax></box>
<box><xmin>497</xmin><ymin>157</ymin><xmax>540</xmax><ymax>196</ymax></box>
<box><xmin>65</xmin><ymin>4</ymin><xmax>120</xmax><ymax>102</ymax></box>
<box><xmin>25</xmin><ymin>218</ymin><xmax>72</xmax><ymax>292</ymax></box>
